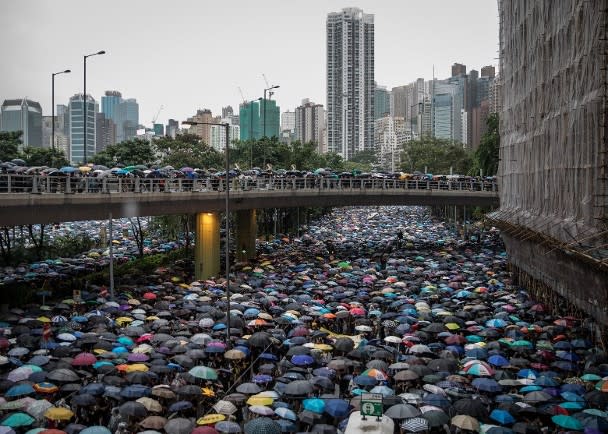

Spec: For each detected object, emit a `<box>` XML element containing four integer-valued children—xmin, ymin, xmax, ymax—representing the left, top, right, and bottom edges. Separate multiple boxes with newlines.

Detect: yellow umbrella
<box><xmin>246</xmin><ymin>396</ymin><xmax>273</xmax><ymax>406</ymax></box>
<box><xmin>79</xmin><ymin>166</ymin><xmax>92</xmax><ymax>172</ymax></box>
<box><xmin>445</xmin><ymin>323</ymin><xmax>461</xmax><ymax>330</ymax></box>
<box><xmin>145</xmin><ymin>316</ymin><xmax>160</xmax><ymax>321</ymax></box>
<box><xmin>314</xmin><ymin>344</ymin><xmax>334</xmax><ymax>352</ymax></box>
<box><xmin>37</xmin><ymin>316</ymin><xmax>51</xmax><ymax>323</ymax></box>
<box><xmin>127</xmin><ymin>299</ymin><xmax>141</xmax><ymax>306</ymax></box>
<box><xmin>197</xmin><ymin>414</ymin><xmax>226</xmax><ymax>425</ymax></box>
<box><xmin>201</xmin><ymin>387</ymin><xmax>215</xmax><ymax>397</ymax></box>
<box><xmin>44</xmin><ymin>407</ymin><xmax>74</xmax><ymax>421</ymax></box>
<box><xmin>93</xmin><ymin>349</ymin><xmax>107</xmax><ymax>355</ymax></box>
<box><xmin>115</xmin><ymin>317</ymin><xmax>133</xmax><ymax>326</ymax></box>
<box><xmin>126</xmin><ymin>363</ymin><xmax>149</xmax><ymax>372</ymax></box>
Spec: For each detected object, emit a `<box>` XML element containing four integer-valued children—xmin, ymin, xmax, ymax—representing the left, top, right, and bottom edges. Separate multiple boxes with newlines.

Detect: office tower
<box><xmin>96</xmin><ymin>112</ymin><xmax>116</xmax><ymax>153</ymax></box>
<box><xmin>186</xmin><ymin>109</ymin><xmax>217</xmax><ymax>145</ymax></box>
<box><xmin>239</xmin><ymin>100</ymin><xmax>261</xmax><ymax>141</ymax></box>
<box><xmin>222</xmin><ymin>106</ymin><xmax>233</xmax><ymax>119</ymax></box>
<box><xmin>101</xmin><ymin>91</ymin><xmax>122</xmax><ymax>121</ymax></box>
<box><xmin>0</xmin><ymin>98</ymin><xmax>43</xmax><ymax>148</ymax></box>
<box><xmin>481</xmin><ymin>65</ymin><xmax>496</xmax><ymax>78</ymax></box>
<box><xmin>326</xmin><ymin>7</ymin><xmax>375</xmax><ymax>159</ymax></box>
<box><xmin>432</xmin><ymin>81</ymin><xmax>456</xmax><ymax>140</ymax></box>
<box><xmin>68</xmin><ymin>93</ymin><xmax>96</xmax><ymax>163</ymax></box>
<box><xmin>452</xmin><ymin>63</ymin><xmax>467</xmax><ymax>77</ymax></box>
<box><xmin>42</xmin><ymin>116</ymin><xmax>53</xmax><ymax>148</ymax></box>
<box><xmin>115</xmin><ymin>98</ymin><xmax>139</xmax><ymax>142</ymax></box>
<box><xmin>281</xmin><ymin>110</ymin><xmax>295</xmax><ymax>133</ymax></box>
<box><xmin>374</xmin><ymin>83</ymin><xmax>391</xmax><ymax>120</ymax></box>
<box><xmin>391</xmin><ymin>85</ymin><xmax>409</xmax><ymax>119</ymax></box>
<box><xmin>166</xmin><ymin>119</ymin><xmax>179</xmax><ymax>138</ymax></box>
<box><xmin>295</xmin><ymin>99</ymin><xmax>326</xmax><ymax>151</ymax></box>
<box><xmin>210</xmin><ymin>120</ymin><xmax>240</xmax><ymax>151</ymax></box>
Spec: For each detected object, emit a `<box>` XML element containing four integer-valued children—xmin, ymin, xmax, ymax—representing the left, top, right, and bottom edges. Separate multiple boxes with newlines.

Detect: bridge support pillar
<box><xmin>195</xmin><ymin>212</ymin><xmax>220</xmax><ymax>281</ymax></box>
<box><xmin>236</xmin><ymin>209</ymin><xmax>257</xmax><ymax>261</ymax></box>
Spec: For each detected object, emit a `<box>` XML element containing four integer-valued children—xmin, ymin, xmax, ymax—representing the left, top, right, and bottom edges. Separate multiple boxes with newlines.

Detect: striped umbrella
<box><xmin>400</xmin><ymin>417</ymin><xmax>429</xmax><ymax>433</ymax></box>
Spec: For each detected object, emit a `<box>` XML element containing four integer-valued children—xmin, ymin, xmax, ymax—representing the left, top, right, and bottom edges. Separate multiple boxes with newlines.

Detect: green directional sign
<box><xmin>361</xmin><ymin>393</ymin><xmax>383</xmax><ymax>418</ymax></box>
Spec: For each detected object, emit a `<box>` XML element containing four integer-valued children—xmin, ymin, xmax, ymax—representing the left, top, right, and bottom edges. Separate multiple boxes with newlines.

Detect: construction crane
<box><xmin>238</xmin><ymin>87</ymin><xmax>246</xmax><ymax>103</ymax></box>
<box><xmin>151</xmin><ymin>105</ymin><xmax>164</xmax><ymax>128</ymax></box>
<box><xmin>262</xmin><ymin>74</ymin><xmax>276</xmax><ymax>98</ymax></box>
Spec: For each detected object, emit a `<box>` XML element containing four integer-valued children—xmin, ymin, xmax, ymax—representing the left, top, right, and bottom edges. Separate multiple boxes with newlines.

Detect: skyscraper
<box><xmin>261</xmin><ymin>99</ymin><xmax>280</xmax><ymax>138</ymax></box>
<box><xmin>326</xmin><ymin>7</ymin><xmax>375</xmax><ymax>159</ymax></box>
<box><xmin>295</xmin><ymin>99</ymin><xmax>326</xmax><ymax>151</ymax></box>
<box><xmin>186</xmin><ymin>109</ymin><xmax>217</xmax><ymax>145</ymax></box>
<box><xmin>374</xmin><ymin>83</ymin><xmax>391</xmax><ymax>120</ymax></box>
<box><xmin>114</xmin><ymin>98</ymin><xmax>139</xmax><ymax>143</ymax></box>
<box><xmin>239</xmin><ymin>101</ymin><xmax>261</xmax><ymax>141</ymax></box>
<box><xmin>281</xmin><ymin>110</ymin><xmax>295</xmax><ymax>133</ymax></box>
<box><xmin>166</xmin><ymin>119</ymin><xmax>179</xmax><ymax>138</ymax></box>
<box><xmin>452</xmin><ymin>63</ymin><xmax>467</xmax><ymax>77</ymax></box>
<box><xmin>101</xmin><ymin>91</ymin><xmax>122</xmax><ymax>121</ymax></box>
<box><xmin>0</xmin><ymin>98</ymin><xmax>43</xmax><ymax>148</ymax></box>
<box><xmin>96</xmin><ymin>112</ymin><xmax>116</xmax><ymax>153</ymax></box>
<box><xmin>68</xmin><ymin>93</ymin><xmax>96</xmax><ymax>164</ymax></box>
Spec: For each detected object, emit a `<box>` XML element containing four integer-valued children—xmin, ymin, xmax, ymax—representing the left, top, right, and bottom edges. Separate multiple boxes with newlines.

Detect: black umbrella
<box><xmin>119</xmin><ymin>401</ymin><xmax>148</xmax><ymax>418</ymax></box>
<box><xmin>451</xmin><ymin>398</ymin><xmax>489</xmax><ymax>421</ymax></box>
<box><xmin>248</xmin><ymin>332</ymin><xmax>273</xmax><ymax>348</ymax></box>
<box><xmin>284</xmin><ymin>380</ymin><xmax>313</xmax><ymax>396</ymax></box>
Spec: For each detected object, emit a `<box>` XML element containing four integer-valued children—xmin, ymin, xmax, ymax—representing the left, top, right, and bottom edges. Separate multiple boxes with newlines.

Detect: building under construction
<box><xmin>493</xmin><ymin>1</ymin><xmax>608</xmax><ymax>324</ymax></box>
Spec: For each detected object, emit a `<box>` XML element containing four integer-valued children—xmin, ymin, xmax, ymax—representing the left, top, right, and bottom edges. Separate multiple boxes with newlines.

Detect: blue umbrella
<box><xmin>274</xmin><ymin>407</ymin><xmax>297</xmax><ymax>421</ymax></box>
<box><xmin>490</xmin><ymin>409</ymin><xmax>515</xmax><ymax>425</ymax></box>
<box><xmin>81</xmin><ymin>383</ymin><xmax>105</xmax><ymax>396</ymax></box>
<box><xmin>59</xmin><ymin>166</ymin><xmax>77</xmax><ymax>173</ymax></box>
<box><xmin>472</xmin><ymin>378</ymin><xmax>502</xmax><ymax>393</ymax></box>
<box><xmin>534</xmin><ymin>376</ymin><xmax>558</xmax><ymax>387</ymax></box>
<box><xmin>80</xmin><ymin>427</ymin><xmax>112</xmax><ymax>434</ymax></box>
<box><xmin>1</xmin><ymin>412</ymin><xmax>35</xmax><ymax>427</ymax></box>
<box><xmin>488</xmin><ymin>355</ymin><xmax>510</xmax><ymax>367</ymax></box>
<box><xmin>275</xmin><ymin>419</ymin><xmax>296</xmax><ymax>433</ymax></box>
<box><xmin>324</xmin><ymin>399</ymin><xmax>350</xmax><ymax>418</ymax></box>
<box><xmin>302</xmin><ymin>398</ymin><xmax>325</xmax><ymax>414</ymax></box>
<box><xmin>291</xmin><ymin>355</ymin><xmax>314</xmax><ymax>366</ymax></box>
<box><xmin>353</xmin><ymin>375</ymin><xmax>377</xmax><ymax>386</ymax></box>
<box><xmin>168</xmin><ymin>401</ymin><xmax>193</xmax><ymax>412</ymax></box>
<box><xmin>560</xmin><ymin>391</ymin><xmax>585</xmax><ymax>402</ymax></box>
<box><xmin>253</xmin><ymin>374</ymin><xmax>273</xmax><ymax>384</ymax></box>
<box><xmin>120</xmin><ymin>384</ymin><xmax>151</xmax><ymax>398</ymax></box>
<box><xmin>5</xmin><ymin>384</ymin><xmax>35</xmax><ymax>398</ymax></box>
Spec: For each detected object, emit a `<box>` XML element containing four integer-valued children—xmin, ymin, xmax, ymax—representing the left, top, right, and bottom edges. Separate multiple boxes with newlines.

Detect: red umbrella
<box><xmin>72</xmin><ymin>352</ymin><xmax>97</xmax><ymax>366</ymax></box>
<box><xmin>143</xmin><ymin>292</ymin><xmax>157</xmax><ymax>300</ymax></box>
<box><xmin>192</xmin><ymin>428</ymin><xmax>218</xmax><ymax>434</ymax></box>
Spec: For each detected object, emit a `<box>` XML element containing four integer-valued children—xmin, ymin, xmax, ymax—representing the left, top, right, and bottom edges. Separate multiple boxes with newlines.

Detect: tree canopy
<box><xmin>472</xmin><ymin>113</ymin><xmax>500</xmax><ymax>176</ymax></box>
<box><xmin>0</xmin><ymin>131</ymin><xmax>22</xmax><ymax>162</ymax></box>
<box><xmin>400</xmin><ymin>136</ymin><xmax>473</xmax><ymax>175</ymax></box>
<box><xmin>92</xmin><ymin>138</ymin><xmax>156</xmax><ymax>167</ymax></box>
<box><xmin>20</xmin><ymin>146</ymin><xmax>69</xmax><ymax>167</ymax></box>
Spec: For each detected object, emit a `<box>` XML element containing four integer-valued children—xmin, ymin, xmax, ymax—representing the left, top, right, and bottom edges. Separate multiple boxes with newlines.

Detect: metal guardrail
<box><xmin>0</xmin><ymin>174</ymin><xmax>498</xmax><ymax>195</ymax></box>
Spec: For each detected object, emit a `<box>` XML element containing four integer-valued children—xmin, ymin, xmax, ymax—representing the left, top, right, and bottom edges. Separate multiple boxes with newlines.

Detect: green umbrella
<box><xmin>188</xmin><ymin>366</ymin><xmax>218</xmax><ymax>380</ymax></box>
<box><xmin>551</xmin><ymin>415</ymin><xmax>583</xmax><ymax>430</ymax></box>
<box><xmin>1</xmin><ymin>412</ymin><xmax>35</xmax><ymax>427</ymax></box>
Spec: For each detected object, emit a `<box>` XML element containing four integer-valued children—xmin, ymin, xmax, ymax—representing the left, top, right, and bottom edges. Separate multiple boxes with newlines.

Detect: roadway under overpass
<box><xmin>0</xmin><ymin>189</ymin><xmax>499</xmax><ymax>226</ymax></box>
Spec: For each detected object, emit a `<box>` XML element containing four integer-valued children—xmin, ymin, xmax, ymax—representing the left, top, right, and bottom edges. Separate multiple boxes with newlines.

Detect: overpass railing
<box><xmin>0</xmin><ymin>174</ymin><xmax>498</xmax><ymax>195</ymax></box>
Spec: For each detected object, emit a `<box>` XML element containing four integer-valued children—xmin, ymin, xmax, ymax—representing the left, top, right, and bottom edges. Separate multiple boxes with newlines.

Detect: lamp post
<box><xmin>262</xmin><ymin>85</ymin><xmax>280</xmax><ymax>138</ymax></box>
<box><xmin>51</xmin><ymin>69</ymin><xmax>70</xmax><ymax>164</ymax></box>
<box><xmin>182</xmin><ymin>120</ymin><xmax>231</xmax><ymax>345</ymax></box>
<box><xmin>83</xmin><ymin>50</ymin><xmax>106</xmax><ymax>165</ymax></box>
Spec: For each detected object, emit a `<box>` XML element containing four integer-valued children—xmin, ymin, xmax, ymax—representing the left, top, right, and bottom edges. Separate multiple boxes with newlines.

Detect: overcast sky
<box><xmin>1</xmin><ymin>0</ymin><xmax>498</xmax><ymax>127</ymax></box>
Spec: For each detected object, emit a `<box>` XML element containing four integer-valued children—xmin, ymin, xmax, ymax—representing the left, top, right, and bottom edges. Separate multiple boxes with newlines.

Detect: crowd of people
<box><xmin>0</xmin><ymin>206</ymin><xmax>606</xmax><ymax>434</ymax></box>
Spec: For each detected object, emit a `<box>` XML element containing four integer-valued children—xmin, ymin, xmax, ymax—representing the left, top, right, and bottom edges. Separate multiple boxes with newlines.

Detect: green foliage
<box><xmin>93</xmin><ymin>138</ymin><xmax>156</xmax><ymax>167</ymax></box>
<box><xmin>155</xmin><ymin>134</ymin><xmax>224</xmax><ymax>169</ymax></box>
<box><xmin>0</xmin><ymin>131</ymin><xmax>22</xmax><ymax>161</ymax></box>
<box><xmin>400</xmin><ymin>136</ymin><xmax>473</xmax><ymax>174</ymax></box>
<box><xmin>21</xmin><ymin>146</ymin><xmax>69</xmax><ymax>167</ymax></box>
<box><xmin>350</xmin><ymin>149</ymin><xmax>377</xmax><ymax>165</ymax></box>
<box><xmin>472</xmin><ymin>113</ymin><xmax>500</xmax><ymax>176</ymax></box>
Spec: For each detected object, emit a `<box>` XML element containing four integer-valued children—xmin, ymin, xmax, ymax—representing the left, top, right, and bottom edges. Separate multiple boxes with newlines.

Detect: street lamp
<box><xmin>51</xmin><ymin>69</ymin><xmax>71</xmax><ymax>158</ymax></box>
<box><xmin>83</xmin><ymin>50</ymin><xmax>106</xmax><ymax>164</ymax></box>
<box><xmin>182</xmin><ymin>120</ymin><xmax>232</xmax><ymax>345</ymax></box>
<box><xmin>262</xmin><ymin>85</ymin><xmax>280</xmax><ymax>138</ymax></box>
<box><xmin>249</xmin><ymin>97</ymin><xmax>262</xmax><ymax>168</ymax></box>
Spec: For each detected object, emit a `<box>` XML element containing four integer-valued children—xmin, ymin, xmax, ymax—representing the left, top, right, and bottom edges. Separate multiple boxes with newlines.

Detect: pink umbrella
<box><xmin>72</xmin><ymin>352</ymin><xmax>97</xmax><ymax>366</ymax></box>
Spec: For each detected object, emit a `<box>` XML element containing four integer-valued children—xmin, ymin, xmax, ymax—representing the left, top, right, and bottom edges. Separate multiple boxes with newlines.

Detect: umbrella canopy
<box><xmin>244</xmin><ymin>417</ymin><xmax>281</xmax><ymax>434</ymax></box>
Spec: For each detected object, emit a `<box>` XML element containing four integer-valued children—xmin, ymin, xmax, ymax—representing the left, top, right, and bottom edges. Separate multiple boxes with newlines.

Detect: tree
<box><xmin>400</xmin><ymin>136</ymin><xmax>473</xmax><ymax>174</ymax></box>
<box><xmin>473</xmin><ymin>113</ymin><xmax>500</xmax><ymax>176</ymax></box>
<box><xmin>128</xmin><ymin>217</ymin><xmax>146</xmax><ymax>258</ymax></box>
<box><xmin>93</xmin><ymin>138</ymin><xmax>156</xmax><ymax>167</ymax></box>
<box><xmin>155</xmin><ymin>134</ymin><xmax>224</xmax><ymax>169</ymax></box>
<box><xmin>0</xmin><ymin>131</ymin><xmax>22</xmax><ymax>162</ymax></box>
<box><xmin>21</xmin><ymin>146</ymin><xmax>69</xmax><ymax>167</ymax></box>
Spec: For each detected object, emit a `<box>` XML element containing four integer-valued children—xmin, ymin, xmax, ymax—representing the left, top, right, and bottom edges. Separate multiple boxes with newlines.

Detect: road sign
<box><xmin>361</xmin><ymin>393</ymin><xmax>383</xmax><ymax>418</ymax></box>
